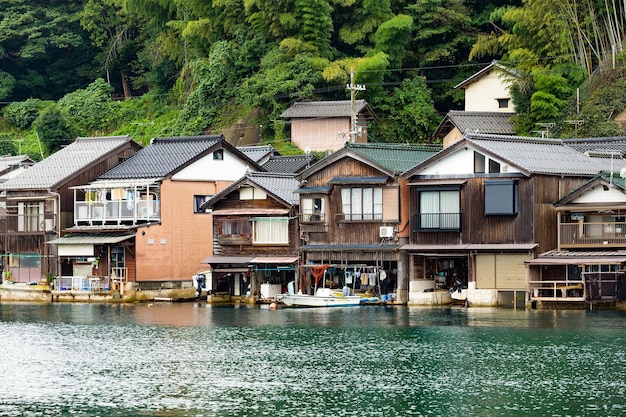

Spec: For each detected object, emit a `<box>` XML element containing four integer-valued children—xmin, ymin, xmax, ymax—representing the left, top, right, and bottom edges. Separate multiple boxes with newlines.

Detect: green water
<box><xmin>1</xmin><ymin>303</ymin><xmax>625</xmax><ymax>417</ymax></box>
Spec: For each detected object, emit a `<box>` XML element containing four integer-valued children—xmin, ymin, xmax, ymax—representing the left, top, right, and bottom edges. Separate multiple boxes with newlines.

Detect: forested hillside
<box><xmin>2</xmin><ymin>0</ymin><xmax>626</xmax><ymax>160</ymax></box>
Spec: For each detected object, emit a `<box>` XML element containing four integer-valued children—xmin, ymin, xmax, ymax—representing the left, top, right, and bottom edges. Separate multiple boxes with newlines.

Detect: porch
<box><xmin>560</xmin><ymin>222</ymin><xmax>626</xmax><ymax>248</ymax></box>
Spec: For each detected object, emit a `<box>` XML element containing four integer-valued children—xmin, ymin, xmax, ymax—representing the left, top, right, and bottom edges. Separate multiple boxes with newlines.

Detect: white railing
<box><xmin>529</xmin><ymin>280</ymin><xmax>585</xmax><ymax>301</ymax></box>
<box><xmin>54</xmin><ymin>276</ymin><xmax>110</xmax><ymax>291</ymax></box>
<box><xmin>74</xmin><ymin>199</ymin><xmax>159</xmax><ymax>225</ymax></box>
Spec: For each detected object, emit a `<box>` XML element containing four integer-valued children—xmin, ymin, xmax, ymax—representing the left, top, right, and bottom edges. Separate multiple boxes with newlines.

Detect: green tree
<box><xmin>0</xmin><ymin>0</ymin><xmax>99</xmax><ymax>100</ymax></box>
<box><xmin>373</xmin><ymin>76</ymin><xmax>440</xmax><ymax>143</ymax></box>
<box><xmin>33</xmin><ymin>104</ymin><xmax>73</xmax><ymax>153</ymax></box>
<box><xmin>58</xmin><ymin>78</ymin><xmax>117</xmax><ymax>135</ymax></box>
<box><xmin>3</xmin><ymin>99</ymin><xmax>44</xmax><ymax>129</ymax></box>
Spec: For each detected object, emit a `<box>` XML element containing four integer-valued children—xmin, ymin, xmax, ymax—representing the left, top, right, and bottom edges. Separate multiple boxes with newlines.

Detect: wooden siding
<box><xmin>302</xmin><ymin>158</ymin><xmax>400</xmax><ymax>247</ymax></box>
<box><xmin>408</xmin><ymin>175</ymin><xmax>589</xmax><ymax>251</ymax></box>
<box><xmin>210</xmin><ymin>188</ymin><xmax>299</xmax><ymax>257</ymax></box>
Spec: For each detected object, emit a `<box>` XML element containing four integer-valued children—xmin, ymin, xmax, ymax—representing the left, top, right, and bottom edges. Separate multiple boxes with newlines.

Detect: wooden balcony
<box><xmin>560</xmin><ymin>222</ymin><xmax>626</xmax><ymax>249</ymax></box>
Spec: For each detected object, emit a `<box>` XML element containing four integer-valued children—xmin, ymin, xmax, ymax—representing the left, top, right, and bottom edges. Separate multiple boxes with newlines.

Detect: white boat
<box><xmin>281</xmin><ymin>287</ymin><xmax>362</xmax><ymax>307</ymax></box>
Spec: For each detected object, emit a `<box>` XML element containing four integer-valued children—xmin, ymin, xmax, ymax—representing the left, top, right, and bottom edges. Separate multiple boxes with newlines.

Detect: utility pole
<box><xmin>346</xmin><ymin>71</ymin><xmax>365</xmax><ymax>143</ymax></box>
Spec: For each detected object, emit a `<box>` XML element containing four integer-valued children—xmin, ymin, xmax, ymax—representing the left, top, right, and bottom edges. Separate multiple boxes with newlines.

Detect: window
<box><xmin>341</xmin><ymin>188</ymin><xmax>382</xmax><ymax>221</ymax></box>
<box><xmin>240</xmin><ymin>187</ymin><xmax>267</xmax><ymax>200</ymax></box>
<box><xmin>485</xmin><ymin>180</ymin><xmax>518</xmax><ymax>215</ymax></box>
<box><xmin>301</xmin><ymin>197</ymin><xmax>325</xmax><ymax>222</ymax></box>
<box><xmin>17</xmin><ymin>202</ymin><xmax>44</xmax><ymax>232</ymax></box>
<box><xmin>474</xmin><ymin>152</ymin><xmax>485</xmax><ymax>173</ymax></box>
<box><xmin>497</xmin><ymin>98</ymin><xmax>510</xmax><ymax>108</ymax></box>
<box><xmin>9</xmin><ymin>253</ymin><xmax>40</xmax><ymax>268</ymax></box>
<box><xmin>217</xmin><ymin>219</ymin><xmax>251</xmax><ymax>237</ymax></box>
<box><xmin>194</xmin><ymin>195</ymin><xmax>213</xmax><ymax>213</ymax></box>
<box><xmin>213</xmin><ymin>149</ymin><xmax>224</xmax><ymax>160</ymax></box>
<box><xmin>417</xmin><ymin>189</ymin><xmax>461</xmax><ymax>230</ymax></box>
<box><xmin>252</xmin><ymin>217</ymin><xmax>289</xmax><ymax>245</ymax></box>
<box><xmin>488</xmin><ymin>159</ymin><xmax>501</xmax><ymax>173</ymax></box>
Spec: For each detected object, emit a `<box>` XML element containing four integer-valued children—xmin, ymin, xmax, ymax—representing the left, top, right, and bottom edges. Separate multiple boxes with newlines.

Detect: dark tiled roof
<box><xmin>247</xmin><ymin>172</ymin><xmax>300</xmax><ymax>205</ymax></box>
<box><xmin>237</xmin><ymin>145</ymin><xmax>278</xmax><ymax>163</ymax></box>
<box><xmin>434</xmin><ymin>111</ymin><xmax>515</xmax><ymax>138</ymax></box>
<box><xmin>205</xmin><ymin>171</ymin><xmax>300</xmax><ymax>208</ymax></box>
<box><xmin>99</xmin><ymin>135</ymin><xmax>224</xmax><ymax>180</ymax></box>
<box><xmin>0</xmin><ymin>136</ymin><xmax>135</xmax><ymax>190</ymax></box>
<box><xmin>262</xmin><ymin>155</ymin><xmax>318</xmax><ymax>173</ymax></box>
<box><xmin>554</xmin><ymin>171</ymin><xmax>626</xmax><ymax>205</ymax></box>
<box><xmin>454</xmin><ymin>60</ymin><xmax>521</xmax><ymax>89</ymax></box>
<box><xmin>345</xmin><ymin>142</ymin><xmax>442</xmax><ymax>174</ymax></box>
<box><xmin>563</xmin><ymin>136</ymin><xmax>626</xmax><ymax>157</ymax></box>
<box><xmin>281</xmin><ymin>100</ymin><xmax>371</xmax><ymax>118</ymax></box>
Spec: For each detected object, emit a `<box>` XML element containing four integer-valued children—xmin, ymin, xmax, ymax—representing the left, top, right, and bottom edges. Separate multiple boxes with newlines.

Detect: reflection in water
<box><xmin>1</xmin><ymin>304</ymin><xmax>626</xmax><ymax>416</ymax></box>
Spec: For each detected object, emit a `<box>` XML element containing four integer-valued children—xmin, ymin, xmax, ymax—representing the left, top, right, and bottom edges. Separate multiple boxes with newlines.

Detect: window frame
<box><xmin>340</xmin><ymin>187</ymin><xmax>383</xmax><ymax>222</ymax></box>
<box><xmin>301</xmin><ymin>196</ymin><xmax>326</xmax><ymax>223</ymax></box>
<box><xmin>484</xmin><ymin>180</ymin><xmax>518</xmax><ymax>216</ymax></box>
<box><xmin>252</xmin><ymin>217</ymin><xmax>290</xmax><ymax>245</ymax></box>
<box><xmin>415</xmin><ymin>187</ymin><xmax>461</xmax><ymax>231</ymax></box>
<box><xmin>193</xmin><ymin>195</ymin><xmax>213</xmax><ymax>213</ymax></box>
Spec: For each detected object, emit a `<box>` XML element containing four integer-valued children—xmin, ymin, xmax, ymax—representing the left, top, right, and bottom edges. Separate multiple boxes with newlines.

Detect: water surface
<box><xmin>1</xmin><ymin>303</ymin><xmax>625</xmax><ymax>417</ymax></box>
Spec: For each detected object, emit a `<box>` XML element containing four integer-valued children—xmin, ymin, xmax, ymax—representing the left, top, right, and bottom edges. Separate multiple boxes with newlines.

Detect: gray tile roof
<box><xmin>205</xmin><ymin>171</ymin><xmax>300</xmax><ymax>209</ymax></box>
<box><xmin>0</xmin><ymin>155</ymin><xmax>34</xmax><ymax>172</ymax></box>
<box><xmin>99</xmin><ymin>135</ymin><xmax>224</xmax><ymax>180</ymax></box>
<box><xmin>563</xmin><ymin>136</ymin><xmax>626</xmax><ymax>157</ymax></box>
<box><xmin>454</xmin><ymin>60</ymin><xmax>521</xmax><ymax>89</ymax></box>
<box><xmin>434</xmin><ymin>111</ymin><xmax>516</xmax><ymax>139</ymax></box>
<box><xmin>237</xmin><ymin>145</ymin><xmax>278</xmax><ymax>163</ymax></box>
<box><xmin>245</xmin><ymin>172</ymin><xmax>300</xmax><ymax>205</ymax></box>
<box><xmin>466</xmin><ymin>133</ymin><xmax>626</xmax><ymax>176</ymax></box>
<box><xmin>280</xmin><ymin>100</ymin><xmax>371</xmax><ymax>118</ymax></box>
<box><xmin>405</xmin><ymin>133</ymin><xmax>626</xmax><ymax>178</ymax></box>
<box><xmin>262</xmin><ymin>155</ymin><xmax>318</xmax><ymax>173</ymax></box>
<box><xmin>0</xmin><ymin>136</ymin><xmax>135</xmax><ymax>190</ymax></box>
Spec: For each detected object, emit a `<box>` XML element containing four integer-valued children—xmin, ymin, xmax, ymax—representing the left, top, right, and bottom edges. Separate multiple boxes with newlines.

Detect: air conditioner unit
<box><xmin>379</xmin><ymin>226</ymin><xmax>394</xmax><ymax>238</ymax></box>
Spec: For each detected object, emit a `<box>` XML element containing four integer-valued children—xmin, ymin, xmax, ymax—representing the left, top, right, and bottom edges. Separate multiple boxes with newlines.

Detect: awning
<box><xmin>200</xmin><ymin>256</ymin><xmax>253</xmax><ymax>265</ymax></box>
<box><xmin>299</xmin><ymin>244</ymin><xmax>400</xmax><ymax>252</ymax></box>
<box><xmin>295</xmin><ymin>186</ymin><xmax>332</xmax><ymax>194</ymax></box>
<box><xmin>526</xmin><ymin>257</ymin><xmax>626</xmax><ymax>265</ymax></box>
<box><xmin>250</xmin><ymin>256</ymin><xmax>299</xmax><ymax>264</ymax></box>
<box><xmin>47</xmin><ymin>233</ymin><xmax>135</xmax><ymax>245</ymax></box>
<box><xmin>408</xmin><ymin>179</ymin><xmax>467</xmax><ymax>186</ymax></box>
<box><xmin>328</xmin><ymin>176</ymin><xmax>387</xmax><ymax>185</ymax></box>
<box><xmin>401</xmin><ymin>243</ymin><xmax>537</xmax><ymax>251</ymax></box>
<box><xmin>211</xmin><ymin>208</ymin><xmax>290</xmax><ymax>216</ymax></box>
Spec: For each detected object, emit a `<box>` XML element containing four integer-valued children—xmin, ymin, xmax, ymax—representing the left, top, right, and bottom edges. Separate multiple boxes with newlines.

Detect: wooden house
<box><xmin>432</xmin><ymin>111</ymin><xmax>515</xmax><ymax>148</ymax></box>
<box><xmin>200</xmin><ymin>171</ymin><xmax>301</xmax><ymax>300</ymax></box>
<box><xmin>280</xmin><ymin>100</ymin><xmax>376</xmax><ymax>152</ymax></box>
<box><xmin>297</xmin><ymin>142</ymin><xmax>441</xmax><ymax>300</ymax></box>
<box><xmin>49</xmin><ymin>135</ymin><xmax>262</xmax><ymax>291</ymax></box>
<box><xmin>402</xmin><ymin>133</ymin><xmax>626</xmax><ymax>307</ymax></box>
<box><xmin>0</xmin><ymin>136</ymin><xmax>141</xmax><ymax>283</ymax></box>
<box><xmin>0</xmin><ymin>155</ymin><xmax>35</xmax><ymax>183</ymax></box>
<box><xmin>525</xmin><ymin>171</ymin><xmax>626</xmax><ymax>306</ymax></box>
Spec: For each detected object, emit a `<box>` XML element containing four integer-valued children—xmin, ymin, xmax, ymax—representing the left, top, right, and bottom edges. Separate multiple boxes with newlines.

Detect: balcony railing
<box><xmin>414</xmin><ymin>213</ymin><xmax>462</xmax><ymax>231</ymax></box>
<box><xmin>559</xmin><ymin>222</ymin><xmax>626</xmax><ymax>248</ymax></box>
<box><xmin>299</xmin><ymin>213</ymin><xmax>326</xmax><ymax>223</ymax></box>
<box><xmin>74</xmin><ymin>199</ymin><xmax>159</xmax><ymax>225</ymax></box>
<box><xmin>528</xmin><ymin>279</ymin><xmax>585</xmax><ymax>301</ymax></box>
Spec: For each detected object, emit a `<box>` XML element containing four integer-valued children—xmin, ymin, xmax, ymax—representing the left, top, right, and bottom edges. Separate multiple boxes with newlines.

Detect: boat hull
<box><xmin>281</xmin><ymin>294</ymin><xmax>362</xmax><ymax>307</ymax></box>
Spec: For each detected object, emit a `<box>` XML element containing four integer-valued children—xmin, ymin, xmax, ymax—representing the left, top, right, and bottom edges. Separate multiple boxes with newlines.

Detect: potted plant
<box><xmin>45</xmin><ymin>272</ymin><xmax>55</xmax><ymax>287</ymax></box>
<box><xmin>3</xmin><ymin>270</ymin><xmax>13</xmax><ymax>284</ymax></box>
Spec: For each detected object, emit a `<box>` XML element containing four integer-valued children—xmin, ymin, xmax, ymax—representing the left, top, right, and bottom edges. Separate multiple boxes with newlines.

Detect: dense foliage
<box><xmin>3</xmin><ymin>0</ymin><xmax>626</xmax><ymax>158</ymax></box>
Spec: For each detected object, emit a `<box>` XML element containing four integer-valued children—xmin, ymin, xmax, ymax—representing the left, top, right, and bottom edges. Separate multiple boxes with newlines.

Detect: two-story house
<box><xmin>280</xmin><ymin>100</ymin><xmax>376</xmax><ymax>152</ymax></box>
<box><xmin>297</xmin><ymin>142</ymin><xmax>441</xmax><ymax>301</ymax></box>
<box><xmin>402</xmin><ymin>133</ymin><xmax>626</xmax><ymax>307</ymax></box>
<box><xmin>433</xmin><ymin>61</ymin><xmax>519</xmax><ymax>147</ymax></box>
<box><xmin>0</xmin><ymin>136</ymin><xmax>141</xmax><ymax>283</ymax></box>
<box><xmin>200</xmin><ymin>171</ymin><xmax>301</xmax><ymax>301</ymax></box>
<box><xmin>526</xmin><ymin>171</ymin><xmax>626</xmax><ymax>307</ymax></box>
<box><xmin>50</xmin><ymin>135</ymin><xmax>262</xmax><ymax>291</ymax></box>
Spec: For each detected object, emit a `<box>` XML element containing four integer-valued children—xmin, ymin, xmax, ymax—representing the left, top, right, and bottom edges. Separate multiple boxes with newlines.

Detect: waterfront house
<box><xmin>526</xmin><ymin>171</ymin><xmax>626</xmax><ymax>307</ymax></box>
<box><xmin>200</xmin><ymin>171</ymin><xmax>301</xmax><ymax>301</ymax></box>
<box><xmin>50</xmin><ymin>135</ymin><xmax>262</xmax><ymax>291</ymax></box>
<box><xmin>0</xmin><ymin>136</ymin><xmax>141</xmax><ymax>283</ymax></box>
<box><xmin>402</xmin><ymin>133</ymin><xmax>626</xmax><ymax>307</ymax></box>
<box><xmin>280</xmin><ymin>100</ymin><xmax>376</xmax><ymax>152</ymax></box>
<box><xmin>296</xmin><ymin>142</ymin><xmax>441</xmax><ymax>301</ymax></box>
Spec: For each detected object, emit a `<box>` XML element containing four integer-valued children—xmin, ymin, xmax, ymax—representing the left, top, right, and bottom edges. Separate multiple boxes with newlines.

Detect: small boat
<box><xmin>281</xmin><ymin>287</ymin><xmax>362</xmax><ymax>307</ymax></box>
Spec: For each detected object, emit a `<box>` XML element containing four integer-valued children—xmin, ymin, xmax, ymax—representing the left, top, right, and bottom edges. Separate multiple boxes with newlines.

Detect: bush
<box><xmin>3</xmin><ymin>99</ymin><xmax>43</xmax><ymax>129</ymax></box>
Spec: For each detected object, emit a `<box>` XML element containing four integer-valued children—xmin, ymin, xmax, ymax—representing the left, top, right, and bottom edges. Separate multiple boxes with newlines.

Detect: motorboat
<box><xmin>280</xmin><ymin>287</ymin><xmax>362</xmax><ymax>307</ymax></box>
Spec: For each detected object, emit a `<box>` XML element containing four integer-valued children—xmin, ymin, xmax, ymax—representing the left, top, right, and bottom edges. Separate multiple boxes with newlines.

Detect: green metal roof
<box><xmin>345</xmin><ymin>142</ymin><xmax>442</xmax><ymax>174</ymax></box>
